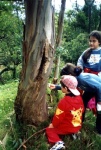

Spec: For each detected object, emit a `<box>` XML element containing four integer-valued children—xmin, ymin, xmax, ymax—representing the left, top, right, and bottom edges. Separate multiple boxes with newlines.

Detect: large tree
<box><xmin>14</xmin><ymin>0</ymin><xmax>55</xmax><ymax>125</ymax></box>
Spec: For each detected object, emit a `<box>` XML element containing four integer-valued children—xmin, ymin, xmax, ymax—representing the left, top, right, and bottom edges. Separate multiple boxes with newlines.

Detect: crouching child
<box><xmin>46</xmin><ymin>75</ymin><xmax>84</xmax><ymax>150</ymax></box>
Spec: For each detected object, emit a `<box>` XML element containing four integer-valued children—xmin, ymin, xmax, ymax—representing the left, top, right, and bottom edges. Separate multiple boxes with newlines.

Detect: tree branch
<box><xmin>17</xmin><ymin>128</ymin><xmax>46</xmax><ymax>150</ymax></box>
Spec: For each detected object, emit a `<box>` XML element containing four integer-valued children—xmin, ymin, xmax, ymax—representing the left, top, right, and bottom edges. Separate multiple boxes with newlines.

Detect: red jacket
<box><xmin>52</xmin><ymin>94</ymin><xmax>84</xmax><ymax>134</ymax></box>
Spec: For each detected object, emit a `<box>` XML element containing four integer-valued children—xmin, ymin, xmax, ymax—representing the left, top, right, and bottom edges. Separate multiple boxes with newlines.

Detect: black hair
<box><xmin>60</xmin><ymin>63</ymin><xmax>82</xmax><ymax>76</ymax></box>
<box><xmin>60</xmin><ymin>67</ymin><xmax>70</xmax><ymax>76</ymax></box>
<box><xmin>74</xmin><ymin>67</ymin><xmax>82</xmax><ymax>76</ymax></box>
<box><xmin>82</xmin><ymin>48</ymin><xmax>91</xmax><ymax>63</ymax></box>
<box><xmin>82</xmin><ymin>30</ymin><xmax>101</xmax><ymax>63</ymax></box>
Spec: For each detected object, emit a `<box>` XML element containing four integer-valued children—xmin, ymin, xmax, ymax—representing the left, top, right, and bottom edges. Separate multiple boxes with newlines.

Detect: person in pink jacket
<box><xmin>46</xmin><ymin>75</ymin><xmax>84</xmax><ymax>150</ymax></box>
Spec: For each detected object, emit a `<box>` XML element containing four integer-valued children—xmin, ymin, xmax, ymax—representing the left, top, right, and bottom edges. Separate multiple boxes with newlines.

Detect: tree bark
<box><xmin>14</xmin><ymin>0</ymin><xmax>55</xmax><ymax>125</ymax></box>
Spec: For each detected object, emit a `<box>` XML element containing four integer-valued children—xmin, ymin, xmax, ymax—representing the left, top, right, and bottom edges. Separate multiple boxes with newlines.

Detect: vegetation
<box><xmin>0</xmin><ymin>1</ymin><xmax>23</xmax><ymax>83</ymax></box>
<box><xmin>0</xmin><ymin>81</ymin><xmax>101</xmax><ymax>149</ymax></box>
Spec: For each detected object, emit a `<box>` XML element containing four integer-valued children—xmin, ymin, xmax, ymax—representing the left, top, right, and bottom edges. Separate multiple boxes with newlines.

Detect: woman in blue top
<box><xmin>77</xmin><ymin>30</ymin><xmax>101</xmax><ymax>75</ymax></box>
<box><xmin>60</xmin><ymin>63</ymin><xmax>101</xmax><ymax>135</ymax></box>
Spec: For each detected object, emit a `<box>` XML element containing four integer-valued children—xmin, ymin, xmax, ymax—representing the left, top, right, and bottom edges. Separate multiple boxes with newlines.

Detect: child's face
<box><xmin>89</xmin><ymin>36</ymin><xmax>100</xmax><ymax>49</ymax></box>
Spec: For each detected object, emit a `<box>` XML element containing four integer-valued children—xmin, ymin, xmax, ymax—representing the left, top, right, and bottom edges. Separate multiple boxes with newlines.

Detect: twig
<box><xmin>0</xmin><ymin>140</ymin><xmax>6</xmax><ymax>150</ymax></box>
<box><xmin>87</xmin><ymin>141</ymin><xmax>95</xmax><ymax>148</ymax></box>
<box><xmin>17</xmin><ymin>128</ymin><xmax>46</xmax><ymax>150</ymax></box>
<box><xmin>9</xmin><ymin>117</ymin><xmax>16</xmax><ymax>139</ymax></box>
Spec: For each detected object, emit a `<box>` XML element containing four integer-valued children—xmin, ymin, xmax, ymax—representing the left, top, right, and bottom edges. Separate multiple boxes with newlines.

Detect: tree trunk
<box><xmin>98</xmin><ymin>5</ymin><xmax>101</xmax><ymax>31</ymax></box>
<box><xmin>53</xmin><ymin>0</ymin><xmax>66</xmax><ymax>82</ymax></box>
<box><xmin>14</xmin><ymin>0</ymin><xmax>55</xmax><ymax>125</ymax></box>
<box><xmin>54</xmin><ymin>55</ymin><xmax>60</xmax><ymax>80</ymax></box>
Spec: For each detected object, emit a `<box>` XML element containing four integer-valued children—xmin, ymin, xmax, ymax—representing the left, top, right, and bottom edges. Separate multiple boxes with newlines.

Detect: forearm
<box><xmin>55</xmin><ymin>85</ymin><xmax>61</xmax><ymax>90</ymax></box>
<box><xmin>77</xmin><ymin>56</ymin><xmax>84</xmax><ymax>69</ymax></box>
<box><xmin>48</xmin><ymin>83</ymin><xmax>61</xmax><ymax>90</ymax></box>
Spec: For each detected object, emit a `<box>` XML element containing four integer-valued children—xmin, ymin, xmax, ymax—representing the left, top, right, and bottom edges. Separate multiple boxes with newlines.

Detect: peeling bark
<box><xmin>14</xmin><ymin>0</ymin><xmax>55</xmax><ymax>125</ymax></box>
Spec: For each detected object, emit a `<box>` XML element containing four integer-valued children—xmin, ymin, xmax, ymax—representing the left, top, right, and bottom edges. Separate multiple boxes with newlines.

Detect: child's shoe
<box><xmin>50</xmin><ymin>141</ymin><xmax>65</xmax><ymax>150</ymax></box>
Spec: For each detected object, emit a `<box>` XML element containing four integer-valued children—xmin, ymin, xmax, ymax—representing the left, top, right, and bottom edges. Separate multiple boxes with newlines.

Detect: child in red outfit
<box><xmin>46</xmin><ymin>75</ymin><xmax>84</xmax><ymax>150</ymax></box>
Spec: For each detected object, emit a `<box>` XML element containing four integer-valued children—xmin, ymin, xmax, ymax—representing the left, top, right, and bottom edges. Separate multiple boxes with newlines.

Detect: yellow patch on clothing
<box><xmin>71</xmin><ymin>108</ymin><xmax>83</xmax><ymax>127</ymax></box>
<box><xmin>55</xmin><ymin>108</ymin><xmax>64</xmax><ymax>117</ymax></box>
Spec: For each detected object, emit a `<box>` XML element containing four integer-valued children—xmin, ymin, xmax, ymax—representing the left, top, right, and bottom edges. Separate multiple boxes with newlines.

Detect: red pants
<box><xmin>46</xmin><ymin>127</ymin><xmax>70</xmax><ymax>144</ymax></box>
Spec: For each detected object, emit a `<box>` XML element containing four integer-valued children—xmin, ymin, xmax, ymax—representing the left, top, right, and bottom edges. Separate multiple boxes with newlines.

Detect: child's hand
<box><xmin>48</xmin><ymin>123</ymin><xmax>54</xmax><ymax>128</ymax></box>
<box><xmin>48</xmin><ymin>83</ymin><xmax>56</xmax><ymax>90</ymax></box>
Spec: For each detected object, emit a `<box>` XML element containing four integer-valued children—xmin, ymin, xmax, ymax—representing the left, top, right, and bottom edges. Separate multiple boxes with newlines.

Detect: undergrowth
<box><xmin>0</xmin><ymin>81</ymin><xmax>101</xmax><ymax>150</ymax></box>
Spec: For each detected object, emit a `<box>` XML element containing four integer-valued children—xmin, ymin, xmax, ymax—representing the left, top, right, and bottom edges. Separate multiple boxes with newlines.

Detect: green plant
<box><xmin>0</xmin><ymin>80</ymin><xmax>101</xmax><ymax>150</ymax></box>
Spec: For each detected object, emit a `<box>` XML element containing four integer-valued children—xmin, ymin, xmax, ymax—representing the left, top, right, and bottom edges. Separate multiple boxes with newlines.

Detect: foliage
<box><xmin>73</xmin><ymin>10</ymin><xmax>88</xmax><ymax>31</ymax></box>
<box><xmin>61</xmin><ymin>33</ymin><xmax>88</xmax><ymax>64</ymax></box>
<box><xmin>82</xmin><ymin>4</ymin><xmax>101</xmax><ymax>31</ymax></box>
<box><xmin>0</xmin><ymin>1</ymin><xmax>23</xmax><ymax>81</ymax></box>
<box><xmin>63</xmin><ymin>3</ymin><xmax>101</xmax><ymax>43</ymax></box>
<box><xmin>0</xmin><ymin>1</ymin><xmax>14</xmax><ymax>13</ymax></box>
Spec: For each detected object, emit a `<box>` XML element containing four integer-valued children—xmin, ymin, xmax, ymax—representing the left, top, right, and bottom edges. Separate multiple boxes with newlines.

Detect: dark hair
<box><xmin>82</xmin><ymin>48</ymin><xmax>91</xmax><ymax>63</ymax></box>
<box><xmin>60</xmin><ymin>63</ymin><xmax>82</xmax><ymax>76</ymax></box>
<box><xmin>74</xmin><ymin>67</ymin><xmax>82</xmax><ymax>76</ymax></box>
<box><xmin>60</xmin><ymin>67</ymin><xmax>70</xmax><ymax>76</ymax></box>
<box><xmin>82</xmin><ymin>30</ymin><xmax>101</xmax><ymax>63</ymax></box>
<box><xmin>89</xmin><ymin>30</ymin><xmax>101</xmax><ymax>44</ymax></box>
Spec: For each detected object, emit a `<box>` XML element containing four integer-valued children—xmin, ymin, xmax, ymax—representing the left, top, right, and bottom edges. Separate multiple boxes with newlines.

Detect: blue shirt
<box><xmin>77</xmin><ymin>47</ymin><xmax>101</xmax><ymax>72</ymax></box>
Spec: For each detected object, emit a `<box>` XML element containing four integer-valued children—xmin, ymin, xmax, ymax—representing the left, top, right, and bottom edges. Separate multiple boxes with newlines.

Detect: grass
<box><xmin>0</xmin><ymin>80</ymin><xmax>101</xmax><ymax>150</ymax></box>
<box><xmin>0</xmin><ymin>80</ymin><xmax>18</xmax><ymax>150</ymax></box>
